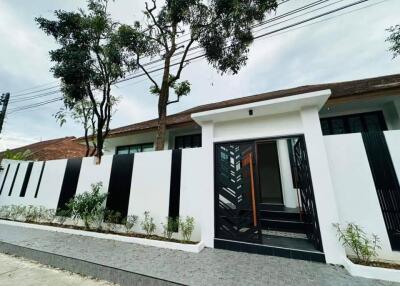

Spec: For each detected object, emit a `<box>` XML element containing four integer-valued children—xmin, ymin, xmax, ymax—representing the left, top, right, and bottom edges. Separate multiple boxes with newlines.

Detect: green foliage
<box><xmin>66</xmin><ymin>182</ymin><xmax>107</xmax><ymax>229</ymax></box>
<box><xmin>0</xmin><ymin>205</ymin><xmax>11</xmax><ymax>219</ymax></box>
<box><xmin>2</xmin><ymin>149</ymin><xmax>32</xmax><ymax>161</ymax></box>
<box><xmin>141</xmin><ymin>211</ymin><xmax>156</xmax><ymax>236</ymax></box>
<box><xmin>36</xmin><ymin>0</ymin><xmax>128</xmax><ymax>159</ymax></box>
<box><xmin>179</xmin><ymin>216</ymin><xmax>195</xmax><ymax>242</ymax></box>
<box><xmin>55</xmin><ymin>209</ymin><xmax>70</xmax><ymax>225</ymax></box>
<box><xmin>162</xmin><ymin>217</ymin><xmax>179</xmax><ymax>239</ymax></box>
<box><xmin>104</xmin><ymin>209</ymin><xmax>122</xmax><ymax>232</ymax></box>
<box><xmin>122</xmin><ymin>215</ymin><xmax>138</xmax><ymax>233</ymax></box>
<box><xmin>333</xmin><ymin>223</ymin><xmax>381</xmax><ymax>264</ymax></box>
<box><xmin>387</xmin><ymin>25</ymin><xmax>400</xmax><ymax>59</ymax></box>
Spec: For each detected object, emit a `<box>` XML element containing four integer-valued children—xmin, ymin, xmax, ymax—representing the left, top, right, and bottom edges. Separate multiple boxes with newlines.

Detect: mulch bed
<box><xmin>349</xmin><ymin>257</ymin><xmax>400</xmax><ymax>270</ymax></box>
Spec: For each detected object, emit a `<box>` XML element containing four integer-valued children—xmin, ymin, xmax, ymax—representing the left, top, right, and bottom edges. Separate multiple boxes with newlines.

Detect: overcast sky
<box><xmin>0</xmin><ymin>0</ymin><xmax>399</xmax><ymax>150</ymax></box>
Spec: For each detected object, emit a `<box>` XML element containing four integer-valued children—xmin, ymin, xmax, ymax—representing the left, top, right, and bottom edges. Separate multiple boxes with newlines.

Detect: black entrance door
<box><xmin>214</xmin><ymin>142</ymin><xmax>262</xmax><ymax>243</ymax></box>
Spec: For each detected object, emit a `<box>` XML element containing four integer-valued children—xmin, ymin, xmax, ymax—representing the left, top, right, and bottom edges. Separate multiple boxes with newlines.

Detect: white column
<box><xmin>200</xmin><ymin>121</ymin><xmax>215</xmax><ymax>247</ymax></box>
<box><xmin>277</xmin><ymin>139</ymin><xmax>298</xmax><ymax>208</ymax></box>
<box><xmin>300</xmin><ymin>106</ymin><xmax>345</xmax><ymax>264</ymax></box>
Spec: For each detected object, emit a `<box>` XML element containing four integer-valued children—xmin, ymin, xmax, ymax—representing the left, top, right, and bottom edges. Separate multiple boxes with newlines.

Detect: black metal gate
<box><xmin>292</xmin><ymin>137</ymin><xmax>324</xmax><ymax>252</ymax></box>
<box><xmin>214</xmin><ymin>142</ymin><xmax>262</xmax><ymax>243</ymax></box>
<box><xmin>362</xmin><ymin>131</ymin><xmax>400</xmax><ymax>250</ymax></box>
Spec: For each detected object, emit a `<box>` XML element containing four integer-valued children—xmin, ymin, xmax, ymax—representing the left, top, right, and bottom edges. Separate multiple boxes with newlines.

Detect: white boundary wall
<box><xmin>0</xmin><ymin>149</ymin><xmax>207</xmax><ymax>242</ymax></box>
<box><xmin>325</xmin><ymin>131</ymin><xmax>400</xmax><ymax>262</ymax></box>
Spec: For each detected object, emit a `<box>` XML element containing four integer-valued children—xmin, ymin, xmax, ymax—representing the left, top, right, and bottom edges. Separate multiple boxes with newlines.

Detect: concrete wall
<box><xmin>325</xmin><ymin>132</ymin><xmax>400</xmax><ymax>262</ymax></box>
<box><xmin>0</xmin><ymin>149</ymin><xmax>206</xmax><ymax>241</ymax></box>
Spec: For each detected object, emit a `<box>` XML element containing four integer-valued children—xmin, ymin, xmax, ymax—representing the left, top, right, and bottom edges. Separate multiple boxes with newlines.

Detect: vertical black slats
<box><xmin>20</xmin><ymin>162</ymin><xmax>34</xmax><ymax>197</ymax></box>
<box><xmin>34</xmin><ymin>162</ymin><xmax>46</xmax><ymax>198</ymax></box>
<box><xmin>56</xmin><ymin>158</ymin><xmax>82</xmax><ymax>211</ymax></box>
<box><xmin>362</xmin><ymin>131</ymin><xmax>400</xmax><ymax>250</ymax></box>
<box><xmin>168</xmin><ymin>149</ymin><xmax>182</xmax><ymax>231</ymax></box>
<box><xmin>8</xmin><ymin>163</ymin><xmax>21</xmax><ymax>196</ymax></box>
<box><xmin>0</xmin><ymin>164</ymin><xmax>10</xmax><ymax>195</ymax></box>
<box><xmin>106</xmin><ymin>154</ymin><xmax>135</xmax><ymax>220</ymax></box>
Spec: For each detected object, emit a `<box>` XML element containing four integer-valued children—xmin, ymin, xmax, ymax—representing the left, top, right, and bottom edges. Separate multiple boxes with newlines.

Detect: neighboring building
<box><xmin>0</xmin><ymin>137</ymin><xmax>89</xmax><ymax>161</ymax></box>
<box><xmin>88</xmin><ymin>73</ymin><xmax>400</xmax><ymax>154</ymax></box>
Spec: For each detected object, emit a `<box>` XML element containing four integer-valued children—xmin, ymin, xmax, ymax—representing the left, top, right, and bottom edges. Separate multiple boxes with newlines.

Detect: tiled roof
<box><xmin>81</xmin><ymin>73</ymin><xmax>400</xmax><ymax>139</ymax></box>
<box><xmin>0</xmin><ymin>137</ymin><xmax>89</xmax><ymax>161</ymax></box>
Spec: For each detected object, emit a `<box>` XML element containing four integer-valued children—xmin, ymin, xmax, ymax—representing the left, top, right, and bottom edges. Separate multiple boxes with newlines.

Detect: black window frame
<box><xmin>174</xmin><ymin>133</ymin><xmax>202</xmax><ymax>149</ymax></box>
<box><xmin>115</xmin><ymin>142</ymin><xmax>154</xmax><ymax>155</ymax></box>
<box><xmin>320</xmin><ymin>111</ymin><xmax>387</xmax><ymax>136</ymax></box>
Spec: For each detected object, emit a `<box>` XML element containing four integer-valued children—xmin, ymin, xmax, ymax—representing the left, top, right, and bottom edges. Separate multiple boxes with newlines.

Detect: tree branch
<box><xmin>136</xmin><ymin>53</ymin><xmax>160</xmax><ymax>90</ymax></box>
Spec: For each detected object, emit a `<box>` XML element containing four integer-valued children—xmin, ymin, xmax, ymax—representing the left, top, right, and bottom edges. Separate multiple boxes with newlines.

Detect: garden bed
<box><xmin>343</xmin><ymin>257</ymin><xmax>400</xmax><ymax>283</ymax></box>
<box><xmin>0</xmin><ymin>219</ymin><xmax>204</xmax><ymax>253</ymax></box>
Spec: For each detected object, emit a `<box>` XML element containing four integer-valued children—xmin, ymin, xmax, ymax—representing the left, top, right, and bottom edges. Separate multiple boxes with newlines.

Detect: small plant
<box><xmin>66</xmin><ymin>182</ymin><xmax>107</xmax><ymax>229</ymax></box>
<box><xmin>104</xmin><ymin>210</ymin><xmax>121</xmax><ymax>232</ymax></box>
<box><xmin>55</xmin><ymin>209</ymin><xmax>70</xmax><ymax>225</ymax></box>
<box><xmin>180</xmin><ymin>216</ymin><xmax>195</xmax><ymax>242</ymax></box>
<box><xmin>333</xmin><ymin>223</ymin><xmax>381</xmax><ymax>264</ymax></box>
<box><xmin>0</xmin><ymin>206</ymin><xmax>11</xmax><ymax>219</ymax></box>
<box><xmin>25</xmin><ymin>205</ymin><xmax>40</xmax><ymax>222</ymax></box>
<box><xmin>10</xmin><ymin>205</ymin><xmax>25</xmax><ymax>221</ymax></box>
<box><xmin>141</xmin><ymin>211</ymin><xmax>156</xmax><ymax>236</ymax></box>
<box><xmin>162</xmin><ymin>217</ymin><xmax>179</xmax><ymax>239</ymax></box>
<box><xmin>122</xmin><ymin>215</ymin><xmax>138</xmax><ymax>234</ymax></box>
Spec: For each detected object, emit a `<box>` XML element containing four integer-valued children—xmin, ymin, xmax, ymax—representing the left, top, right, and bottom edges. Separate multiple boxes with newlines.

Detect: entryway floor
<box><xmin>0</xmin><ymin>223</ymin><xmax>396</xmax><ymax>286</ymax></box>
<box><xmin>262</xmin><ymin>234</ymin><xmax>316</xmax><ymax>252</ymax></box>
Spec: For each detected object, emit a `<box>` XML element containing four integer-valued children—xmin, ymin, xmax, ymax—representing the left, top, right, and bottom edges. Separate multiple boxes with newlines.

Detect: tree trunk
<box><xmin>84</xmin><ymin>128</ymin><xmax>90</xmax><ymax>157</ymax></box>
<box><xmin>96</xmin><ymin>120</ymin><xmax>104</xmax><ymax>163</ymax></box>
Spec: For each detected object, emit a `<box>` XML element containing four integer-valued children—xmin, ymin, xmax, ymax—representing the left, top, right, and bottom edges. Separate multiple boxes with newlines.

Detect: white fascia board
<box><xmin>191</xmin><ymin>89</ymin><xmax>331</xmax><ymax>124</ymax></box>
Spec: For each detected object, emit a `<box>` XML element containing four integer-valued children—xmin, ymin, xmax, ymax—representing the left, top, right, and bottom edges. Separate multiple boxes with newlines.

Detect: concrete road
<box><xmin>0</xmin><ymin>253</ymin><xmax>115</xmax><ymax>286</ymax></box>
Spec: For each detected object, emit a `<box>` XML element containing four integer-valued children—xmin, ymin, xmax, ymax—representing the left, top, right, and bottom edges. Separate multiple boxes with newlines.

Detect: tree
<box><xmin>117</xmin><ymin>0</ymin><xmax>278</xmax><ymax>150</ymax></box>
<box><xmin>36</xmin><ymin>0</ymin><xmax>128</xmax><ymax>161</ymax></box>
<box><xmin>387</xmin><ymin>25</ymin><xmax>400</xmax><ymax>58</ymax></box>
<box><xmin>54</xmin><ymin>98</ymin><xmax>97</xmax><ymax>157</ymax></box>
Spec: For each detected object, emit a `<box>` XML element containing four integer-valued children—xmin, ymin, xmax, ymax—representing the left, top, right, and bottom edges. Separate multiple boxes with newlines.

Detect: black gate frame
<box><xmin>214</xmin><ymin>135</ymin><xmax>324</xmax><ymax>252</ymax></box>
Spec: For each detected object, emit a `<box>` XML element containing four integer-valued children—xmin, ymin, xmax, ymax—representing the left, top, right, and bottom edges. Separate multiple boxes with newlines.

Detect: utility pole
<box><xmin>0</xmin><ymin>93</ymin><xmax>10</xmax><ymax>134</ymax></box>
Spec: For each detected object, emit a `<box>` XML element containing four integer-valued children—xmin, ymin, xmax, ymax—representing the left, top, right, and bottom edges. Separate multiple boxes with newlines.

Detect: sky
<box><xmin>0</xmin><ymin>0</ymin><xmax>399</xmax><ymax>150</ymax></box>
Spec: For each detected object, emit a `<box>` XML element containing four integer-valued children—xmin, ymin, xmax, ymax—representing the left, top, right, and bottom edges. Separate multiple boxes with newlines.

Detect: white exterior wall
<box><xmin>277</xmin><ymin>139</ymin><xmax>298</xmax><ymax>208</ymax></box>
<box><xmin>103</xmin><ymin>132</ymin><xmax>157</xmax><ymax>155</ymax></box>
<box><xmin>325</xmin><ymin>132</ymin><xmax>400</xmax><ymax>262</ymax></box>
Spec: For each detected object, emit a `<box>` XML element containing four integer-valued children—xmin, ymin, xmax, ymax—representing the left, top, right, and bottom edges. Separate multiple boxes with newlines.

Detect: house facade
<box><xmin>1</xmin><ymin>74</ymin><xmax>400</xmax><ymax>267</ymax></box>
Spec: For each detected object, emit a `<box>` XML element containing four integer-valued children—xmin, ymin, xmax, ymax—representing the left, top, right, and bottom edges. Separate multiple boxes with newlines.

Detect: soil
<box><xmin>349</xmin><ymin>257</ymin><xmax>400</xmax><ymax>270</ymax></box>
<box><xmin>1</xmin><ymin>218</ymin><xmax>197</xmax><ymax>245</ymax></box>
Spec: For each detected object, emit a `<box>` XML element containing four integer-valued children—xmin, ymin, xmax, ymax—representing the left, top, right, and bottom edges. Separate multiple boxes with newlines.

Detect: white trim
<box><xmin>343</xmin><ymin>257</ymin><xmax>400</xmax><ymax>283</ymax></box>
<box><xmin>192</xmin><ymin>90</ymin><xmax>331</xmax><ymax>124</ymax></box>
<box><xmin>0</xmin><ymin>219</ymin><xmax>204</xmax><ymax>253</ymax></box>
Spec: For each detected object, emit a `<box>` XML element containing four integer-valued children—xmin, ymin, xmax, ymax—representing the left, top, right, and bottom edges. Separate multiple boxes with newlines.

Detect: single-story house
<box><xmin>1</xmin><ymin>73</ymin><xmax>400</xmax><ymax>269</ymax></box>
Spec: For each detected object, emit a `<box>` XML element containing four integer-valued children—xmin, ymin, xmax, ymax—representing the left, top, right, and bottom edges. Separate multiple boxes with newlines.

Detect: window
<box><xmin>174</xmin><ymin>134</ymin><xmax>202</xmax><ymax>149</ymax></box>
<box><xmin>320</xmin><ymin>111</ymin><xmax>387</xmax><ymax>136</ymax></box>
<box><xmin>116</xmin><ymin>143</ymin><xmax>154</xmax><ymax>155</ymax></box>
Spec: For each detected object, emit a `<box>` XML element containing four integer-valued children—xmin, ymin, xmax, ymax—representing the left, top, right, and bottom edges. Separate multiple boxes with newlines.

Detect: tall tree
<box><xmin>387</xmin><ymin>25</ymin><xmax>400</xmax><ymax>58</ymax></box>
<box><xmin>36</xmin><ymin>0</ymin><xmax>127</xmax><ymax>161</ymax></box>
<box><xmin>117</xmin><ymin>0</ymin><xmax>278</xmax><ymax>150</ymax></box>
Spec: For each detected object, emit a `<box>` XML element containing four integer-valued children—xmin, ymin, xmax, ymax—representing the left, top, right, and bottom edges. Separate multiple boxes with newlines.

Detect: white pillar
<box><xmin>200</xmin><ymin>121</ymin><xmax>215</xmax><ymax>247</ymax></box>
<box><xmin>277</xmin><ymin>139</ymin><xmax>298</xmax><ymax>208</ymax></box>
<box><xmin>300</xmin><ymin>106</ymin><xmax>345</xmax><ymax>264</ymax></box>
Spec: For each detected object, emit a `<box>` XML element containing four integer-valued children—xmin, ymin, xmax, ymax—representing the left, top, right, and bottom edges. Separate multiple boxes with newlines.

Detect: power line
<box><xmin>6</xmin><ymin>0</ymin><xmax>381</xmax><ymax>115</ymax></box>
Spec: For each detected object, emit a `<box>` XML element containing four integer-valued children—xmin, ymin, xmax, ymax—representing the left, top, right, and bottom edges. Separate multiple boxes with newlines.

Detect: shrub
<box><xmin>10</xmin><ymin>205</ymin><xmax>25</xmax><ymax>221</ymax></box>
<box><xmin>162</xmin><ymin>217</ymin><xmax>179</xmax><ymax>239</ymax></box>
<box><xmin>180</xmin><ymin>216</ymin><xmax>195</xmax><ymax>242</ymax></box>
<box><xmin>66</xmin><ymin>182</ymin><xmax>107</xmax><ymax>229</ymax></box>
<box><xmin>25</xmin><ymin>205</ymin><xmax>40</xmax><ymax>222</ymax></box>
<box><xmin>104</xmin><ymin>209</ymin><xmax>122</xmax><ymax>232</ymax></box>
<box><xmin>0</xmin><ymin>206</ymin><xmax>11</xmax><ymax>219</ymax></box>
<box><xmin>122</xmin><ymin>215</ymin><xmax>138</xmax><ymax>233</ymax></box>
<box><xmin>141</xmin><ymin>211</ymin><xmax>156</xmax><ymax>236</ymax></box>
<box><xmin>55</xmin><ymin>209</ymin><xmax>70</xmax><ymax>225</ymax></box>
<box><xmin>333</xmin><ymin>223</ymin><xmax>381</xmax><ymax>264</ymax></box>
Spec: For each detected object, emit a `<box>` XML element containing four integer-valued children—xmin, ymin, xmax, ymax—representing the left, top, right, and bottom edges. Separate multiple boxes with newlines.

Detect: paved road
<box><xmin>0</xmin><ymin>223</ymin><xmax>398</xmax><ymax>286</ymax></box>
<box><xmin>0</xmin><ymin>253</ymin><xmax>114</xmax><ymax>286</ymax></box>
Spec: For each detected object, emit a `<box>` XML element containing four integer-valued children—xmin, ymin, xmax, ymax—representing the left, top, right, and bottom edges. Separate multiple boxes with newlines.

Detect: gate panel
<box><xmin>293</xmin><ymin>137</ymin><xmax>324</xmax><ymax>251</ymax></box>
<box><xmin>215</xmin><ymin>142</ymin><xmax>262</xmax><ymax>243</ymax></box>
<box><xmin>362</xmin><ymin>131</ymin><xmax>400</xmax><ymax>250</ymax></box>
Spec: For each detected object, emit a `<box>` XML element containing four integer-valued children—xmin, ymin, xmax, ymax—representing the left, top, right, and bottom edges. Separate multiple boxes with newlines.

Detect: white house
<box><xmin>1</xmin><ymin>73</ymin><xmax>400</xmax><ymax>267</ymax></box>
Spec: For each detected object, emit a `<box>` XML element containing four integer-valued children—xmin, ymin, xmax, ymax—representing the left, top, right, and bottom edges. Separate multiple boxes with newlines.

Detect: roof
<box><xmin>85</xmin><ymin>73</ymin><xmax>400</xmax><ymax>139</ymax></box>
<box><xmin>0</xmin><ymin>137</ymin><xmax>89</xmax><ymax>161</ymax></box>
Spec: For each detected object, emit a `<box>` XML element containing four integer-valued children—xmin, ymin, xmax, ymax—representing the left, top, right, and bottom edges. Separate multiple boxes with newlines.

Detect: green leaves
<box><xmin>387</xmin><ymin>25</ymin><xmax>400</xmax><ymax>59</ymax></box>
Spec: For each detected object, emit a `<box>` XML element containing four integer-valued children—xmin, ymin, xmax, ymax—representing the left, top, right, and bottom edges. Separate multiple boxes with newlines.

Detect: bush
<box><xmin>122</xmin><ymin>215</ymin><xmax>138</xmax><ymax>233</ymax></box>
<box><xmin>55</xmin><ymin>209</ymin><xmax>70</xmax><ymax>225</ymax></box>
<box><xmin>104</xmin><ymin>209</ymin><xmax>122</xmax><ymax>232</ymax></box>
<box><xmin>66</xmin><ymin>182</ymin><xmax>107</xmax><ymax>229</ymax></box>
<box><xmin>141</xmin><ymin>211</ymin><xmax>156</xmax><ymax>236</ymax></box>
<box><xmin>0</xmin><ymin>206</ymin><xmax>11</xmax><ymax>219</ymax></box>
<box><xmin>333</xmin><ymin>223</ymin><xmax>381</xmax><ymax>264</ymax></box>
<box><xmin>162</xmin><ymin>217</ymin><xmax>179</xmax><ymax>239</ymax></box>
<box><xmin>180</xmin><ymin>216</ymin><xmax>195</xmax><ymax>242</ymax></box>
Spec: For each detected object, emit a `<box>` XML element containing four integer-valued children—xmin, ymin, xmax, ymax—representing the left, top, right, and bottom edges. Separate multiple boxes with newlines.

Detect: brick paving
<box><xmin>0</xmin><ymin>223</ymin><xmax>398</xmax><ymax>286</ymax></box>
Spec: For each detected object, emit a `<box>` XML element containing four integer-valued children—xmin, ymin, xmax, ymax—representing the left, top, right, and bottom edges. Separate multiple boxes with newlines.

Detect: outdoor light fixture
<box><xmin>249</xmin><ymin>109</ymin><xmax>253</xmax><ymax>116</ymax></box>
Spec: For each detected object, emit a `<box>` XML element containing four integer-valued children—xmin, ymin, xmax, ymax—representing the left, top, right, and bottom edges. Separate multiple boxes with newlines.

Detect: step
<box><xmin>259</xmin><ymin>209</ymin><xmax>302</xmax><ymax>221</ymax></box>
<box><xmin>214</xmin><ymin>238</ymin><xmax>325</xmax><ymax>263</ymax></box>
<box><xmin>260</xmin><ymin>219</ymin><xmax>307</xmax><ymax>233</ymax></box>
